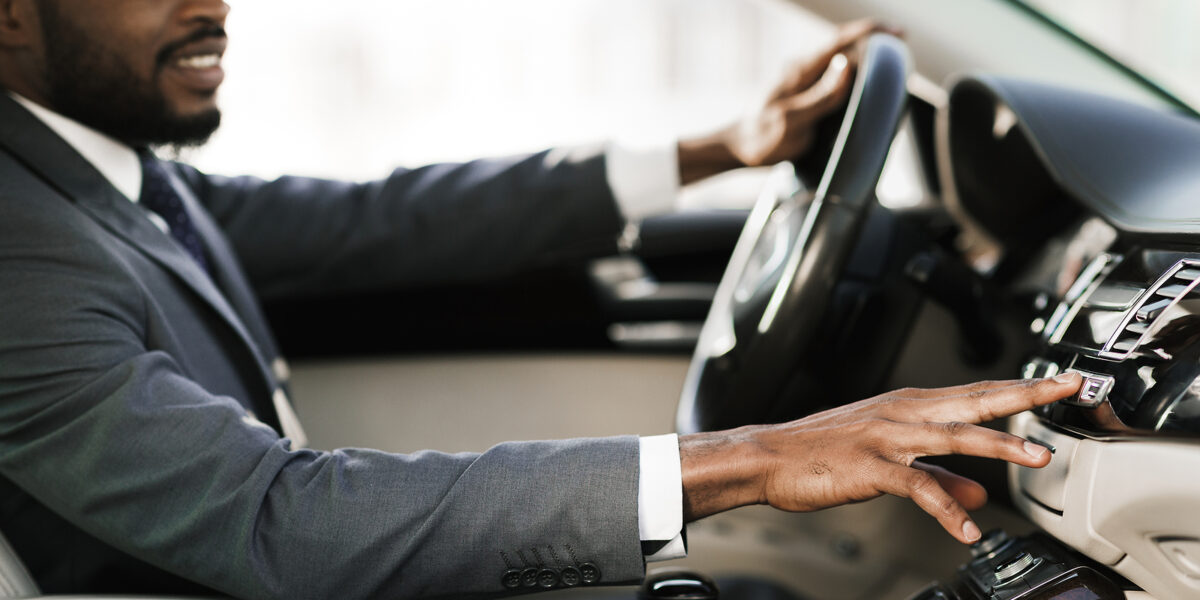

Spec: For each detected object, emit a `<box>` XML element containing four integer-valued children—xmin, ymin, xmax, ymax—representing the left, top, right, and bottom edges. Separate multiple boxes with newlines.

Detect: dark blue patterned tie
<box><xmin>137</xmin><ymin>149</ymin><xmax>210</xmax><ymax>274</ymax></box>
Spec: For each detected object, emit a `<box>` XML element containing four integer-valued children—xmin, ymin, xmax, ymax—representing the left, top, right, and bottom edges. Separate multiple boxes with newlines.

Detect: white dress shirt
<box><xmin>9</xmin><ymin>93</ymin><xmax>179</xmax><ymax>234</ymax></box>
<box><xmin>9</xmin><ymin>91</ymin><xmax>688</xmax><ymax>561</ymax></box>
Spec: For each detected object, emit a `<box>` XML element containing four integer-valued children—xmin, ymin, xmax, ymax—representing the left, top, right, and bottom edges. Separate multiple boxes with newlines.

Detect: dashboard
<box><xmin>937</xmin><ymin>74</ymin><xmax>1200</xmax><ymax>599</ymax></box>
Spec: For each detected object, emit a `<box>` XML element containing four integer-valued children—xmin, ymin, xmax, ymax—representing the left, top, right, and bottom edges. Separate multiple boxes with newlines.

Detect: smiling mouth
<box><xmin>176</xmin><ymin>53</ymin><xmax>222</xmax><ymax>70</ymax></box>
<box><xmin>156</xmin><ymin>26</ymin><xmax>228</xmax><ymax>95</ymax></box>
<box><xmin>162</xmin><ymin>47</ymin><xmax>226</xmax><ymax>95</ymax></box>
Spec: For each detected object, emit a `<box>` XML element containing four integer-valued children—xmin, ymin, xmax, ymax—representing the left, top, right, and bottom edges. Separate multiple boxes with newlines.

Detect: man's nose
<box><xmin>178</xmin><ymin>0</ymin><xmax>231</xmax><ymax>27</ymax></box>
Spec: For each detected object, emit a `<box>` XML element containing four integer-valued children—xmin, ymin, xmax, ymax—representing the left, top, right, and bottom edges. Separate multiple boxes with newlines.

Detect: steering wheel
<box><xmin>676</xmin><ymin>34</ymin><xmax>911</xmax><ymax>434</ymax></box>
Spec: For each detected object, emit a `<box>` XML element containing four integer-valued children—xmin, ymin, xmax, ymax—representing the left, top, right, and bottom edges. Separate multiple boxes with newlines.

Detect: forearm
<box><xmin>182</xmin><ymin>146</ymin><xmax>624</xmax><ymax>300</ymax></box>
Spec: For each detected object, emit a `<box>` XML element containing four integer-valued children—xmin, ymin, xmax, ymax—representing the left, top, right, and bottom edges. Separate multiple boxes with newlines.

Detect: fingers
<box><xmin>830</xmin><ymin>19</ymin><xmax>903</xmax><ymax>63</ymax></box>
<box><xmin>783</xmin><ymin>53</ymin><xmax>853</xmax><ymax>122</ymax></box>
<box><xmin>885</xmin><ymin>420</ymin><xmax>1052</xmax><ymax>469</ymax></box>
<box><xmin>913</xmin><ymin>461</ymin><xmax>987</xmax><ymax>511</ymax></box>
<box><xmin>776</xmin><ymin>19</ymin><xmax>902</xmax><ymax>98</ymax></box>
<box><xmin>876</xmin><ymin>461</ymin><xmax>982</xmax><ymax>544</ymax></box>
<box><xmin>835</xmin><ymin>18</ymin><xmax>904</xmax><ymax>48</ymax></box>
<box><xmin>871</xmin><ymin>373</ymin><xmax>1082</xmax><ymax>425</ymax></box>
<box><xmin>878</xmin><ymin>378</ymin><xmax>1028</xmax><ymax>400</ymax></box>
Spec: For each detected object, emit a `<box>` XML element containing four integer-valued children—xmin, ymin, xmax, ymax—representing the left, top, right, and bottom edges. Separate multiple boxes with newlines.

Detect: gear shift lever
<box><xmin>638</xmin><ymin>570</ymin><xmax>719</xmax><ymax>600</ymax></box>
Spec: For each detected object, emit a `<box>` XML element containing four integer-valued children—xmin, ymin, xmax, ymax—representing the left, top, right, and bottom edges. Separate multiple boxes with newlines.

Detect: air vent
<box><xmin>1045</xmin><ymin>253</ymin><xmax>1119</xmax><ymax>344</ymax></box>
<box><xmin>1100</xmin><ymin>260</ymin><xmax>1200</xmax><ymax>360</ymax></box>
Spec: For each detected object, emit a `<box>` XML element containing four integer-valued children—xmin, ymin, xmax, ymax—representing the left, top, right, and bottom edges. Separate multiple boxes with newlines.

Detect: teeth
<box><xmin>177</xmin><ymin>54</ymin><xmax>220</xmax><ymax>69</ymax></box>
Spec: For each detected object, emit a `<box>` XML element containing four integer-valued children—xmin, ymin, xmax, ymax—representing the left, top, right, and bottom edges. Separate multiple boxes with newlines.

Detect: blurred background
<box><xmin>188</xmin><ymin>0</ymin><xmax>1198</xmax><ymax>183</ymax></box>
<box><xmin>189</xmin><ymin>0</ymin><xmax>830</xmax><ymax>182</ymax></box>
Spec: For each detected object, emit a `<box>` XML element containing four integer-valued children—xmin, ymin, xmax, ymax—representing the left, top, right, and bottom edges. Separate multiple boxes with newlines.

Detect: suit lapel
<box><xmin>0</xmin><ymin>95</ymin><xmax>280</xmax><ymax>407</ymax></box>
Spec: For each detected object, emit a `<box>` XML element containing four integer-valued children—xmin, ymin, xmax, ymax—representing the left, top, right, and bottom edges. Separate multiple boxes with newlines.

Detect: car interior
<box><xmin>3</xmin><ymin>0</ymin><xmax>1198</xmax><ymax>599</ymax></box>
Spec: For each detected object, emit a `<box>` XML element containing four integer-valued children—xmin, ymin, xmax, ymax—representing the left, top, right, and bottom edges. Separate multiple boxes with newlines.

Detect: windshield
<box><xmin>1017</xmin><ymin>0</ymin><xmax>1199</xmax><ymax>111</ymax></box>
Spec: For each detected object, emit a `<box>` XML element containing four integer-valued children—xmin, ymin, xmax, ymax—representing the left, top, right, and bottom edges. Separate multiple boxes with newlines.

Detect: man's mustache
<box><xmin>155</xmin><ymin>26</ymin><xmax>228</xmax><ymax>67</ymax></box>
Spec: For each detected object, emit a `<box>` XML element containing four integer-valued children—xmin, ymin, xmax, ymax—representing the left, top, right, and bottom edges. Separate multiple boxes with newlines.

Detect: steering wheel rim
<box><xmin>677</xmin><ymin>34</ymin><xmax>912</xmax><ymax>434</ymax></box>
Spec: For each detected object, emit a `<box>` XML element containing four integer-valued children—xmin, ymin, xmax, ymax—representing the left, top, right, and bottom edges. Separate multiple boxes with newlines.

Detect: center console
<box><xmin>907</xmin><ymin>531</ymin><xmax>1127</xmax><ymax>600</ymax></box>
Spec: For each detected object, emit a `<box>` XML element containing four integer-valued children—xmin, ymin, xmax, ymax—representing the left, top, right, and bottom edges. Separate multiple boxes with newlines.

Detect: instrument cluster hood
<box><xmin>946</xmin><ymin>74</ymin><xmax>1200</xmax><ymax>239</ymax></box>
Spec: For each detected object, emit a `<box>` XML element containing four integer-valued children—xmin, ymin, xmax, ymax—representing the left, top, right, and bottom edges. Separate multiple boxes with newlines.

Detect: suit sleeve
<box><xmin>0</xmin><ymin>205</ymin><xmax>646</xmax><ymax>598</ymax></box>
<box><xmin>178</xmin><ymin>145</ymin><xmax>625</xmax><ymax>300</ymax></box>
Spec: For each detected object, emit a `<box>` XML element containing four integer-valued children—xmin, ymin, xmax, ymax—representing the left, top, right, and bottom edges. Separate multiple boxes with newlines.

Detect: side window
<box><xmin>1018</xmin><ymin>0</ymin><xmax>1198</xmax><ymax>108</ymax></box>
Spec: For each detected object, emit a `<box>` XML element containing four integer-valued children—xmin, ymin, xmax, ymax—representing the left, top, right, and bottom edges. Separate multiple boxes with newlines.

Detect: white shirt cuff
<box><xmin>638</xmin><ymin>433</ymin><xmax>686</xmax><ymax>562</ymax></box>
<box><xmin>606</xmin><ymin>139</ymin><xmax>681</xmax><ymax>222</ymax></box>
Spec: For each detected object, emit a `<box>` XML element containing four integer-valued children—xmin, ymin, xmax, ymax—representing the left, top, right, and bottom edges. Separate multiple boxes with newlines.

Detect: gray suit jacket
<box><xmin>0</xmin><ymin>94</ymin><xmax>645</xmax><ymax>598</ymax></box>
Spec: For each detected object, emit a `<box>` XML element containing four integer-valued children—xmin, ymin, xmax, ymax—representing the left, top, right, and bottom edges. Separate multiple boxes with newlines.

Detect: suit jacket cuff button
<box><xmin>501</xmin><ymin>569</ymin><xmax>522</xmax><ymax>589</ymax></box>
<box><xmin>580</xmin><ymin>562</ymin><xmax>601</xmax><ymax>584</ymax></box>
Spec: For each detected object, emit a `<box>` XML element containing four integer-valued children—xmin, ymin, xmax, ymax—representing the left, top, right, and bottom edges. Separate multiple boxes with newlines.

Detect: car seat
<box><xmin>0</xmin><ymin>529</ymin><xmax>37</xmax><ymax>598</ymax></box>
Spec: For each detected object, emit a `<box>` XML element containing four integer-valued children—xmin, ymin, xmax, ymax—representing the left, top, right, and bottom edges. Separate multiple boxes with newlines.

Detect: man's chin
<box><xmin>151</xmin><ymin>107</ymin><xmax>222</xmax><ymax>148</ymax></box>
<box><xmin>119</xmin><ymin>104</ymin><xmax>222</xmax><ymax>149</ymax></box>
<box><xmin>165</xmin><ymin>86</ymin><xmax>221</xmax><ymax>119</ymax></box>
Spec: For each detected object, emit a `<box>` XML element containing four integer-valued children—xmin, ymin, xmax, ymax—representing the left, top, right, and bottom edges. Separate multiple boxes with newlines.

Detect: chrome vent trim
<box><xmin>1098</xmin><ymin>259</ymin><xmax>1200</xmax><ymax>361</ymax></box>
<box><xmin>1046</xmin><ymin>253</ymin><xmax>1120</xmax><ymax>345</ymax></box>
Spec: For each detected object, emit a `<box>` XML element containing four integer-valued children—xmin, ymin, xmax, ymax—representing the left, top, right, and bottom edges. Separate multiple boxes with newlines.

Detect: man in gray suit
<box><xmin>0</xmin><ymin>1</ymin><xmax>1081</xmax><ymax>598</ymax></box>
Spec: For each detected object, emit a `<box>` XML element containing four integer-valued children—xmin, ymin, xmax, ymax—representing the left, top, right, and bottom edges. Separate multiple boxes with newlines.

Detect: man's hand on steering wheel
<box><xmin>676</xmin><ymin>19</ymin><xmax>902</xmax><ymax>185</ymax></box>
<box><xmin>678</xmin><ymin>373</ymin><xmax>1082</xmax><ymax>545</ymax></box>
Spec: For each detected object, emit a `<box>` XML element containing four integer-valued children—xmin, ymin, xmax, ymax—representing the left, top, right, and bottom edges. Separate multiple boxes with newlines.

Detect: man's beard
<box><xmin>36</xmin><ymin>3</ymin><xmax>222</xmax><ymax>148</ymax></box>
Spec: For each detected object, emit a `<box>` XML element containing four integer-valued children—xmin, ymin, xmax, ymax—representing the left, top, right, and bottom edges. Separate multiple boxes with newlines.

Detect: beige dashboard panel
<box><xmin>1010</xmin><ymin>411</ymin><xmax>1200</xmax><ymax>600</ymax></box>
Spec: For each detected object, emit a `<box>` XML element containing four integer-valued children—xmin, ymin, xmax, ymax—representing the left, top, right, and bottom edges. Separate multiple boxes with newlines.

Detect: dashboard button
<box><xmin>1062</xmin><ymin>369</ymin><xmax>1114</xmax><ymax>407</ymax></box>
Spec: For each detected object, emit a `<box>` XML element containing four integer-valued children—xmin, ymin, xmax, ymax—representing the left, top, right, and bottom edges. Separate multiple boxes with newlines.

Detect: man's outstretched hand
<box><xmin>678</xmin><ymin>373</ymin><xmax>1082</xmax><ymax>544</ymax></box>
<box><xmin>676</xmin><ymin>19</ymin><xmax>902</xmax><ymax>185</ymax></box>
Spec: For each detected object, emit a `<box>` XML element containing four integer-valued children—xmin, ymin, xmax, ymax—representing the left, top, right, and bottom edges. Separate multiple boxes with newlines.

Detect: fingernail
<box><xmin>829</xmin><ymin>53</ymin><xmax>848</xmax><ymax>73</ymax></box>
<box><xmin>1024</xmin><ymin>441</ymin><xmax>1048</xmax><ymax>460</ymax></box>
<box><xmin>1051</xmin><ymin>372</ymin><xmax>1077</xmax><ymax>384</ymax></box>
<box><xmin>962</xmin><ymin>520</ymin><xmax>981</xmax><ymax>543</ymax></box>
